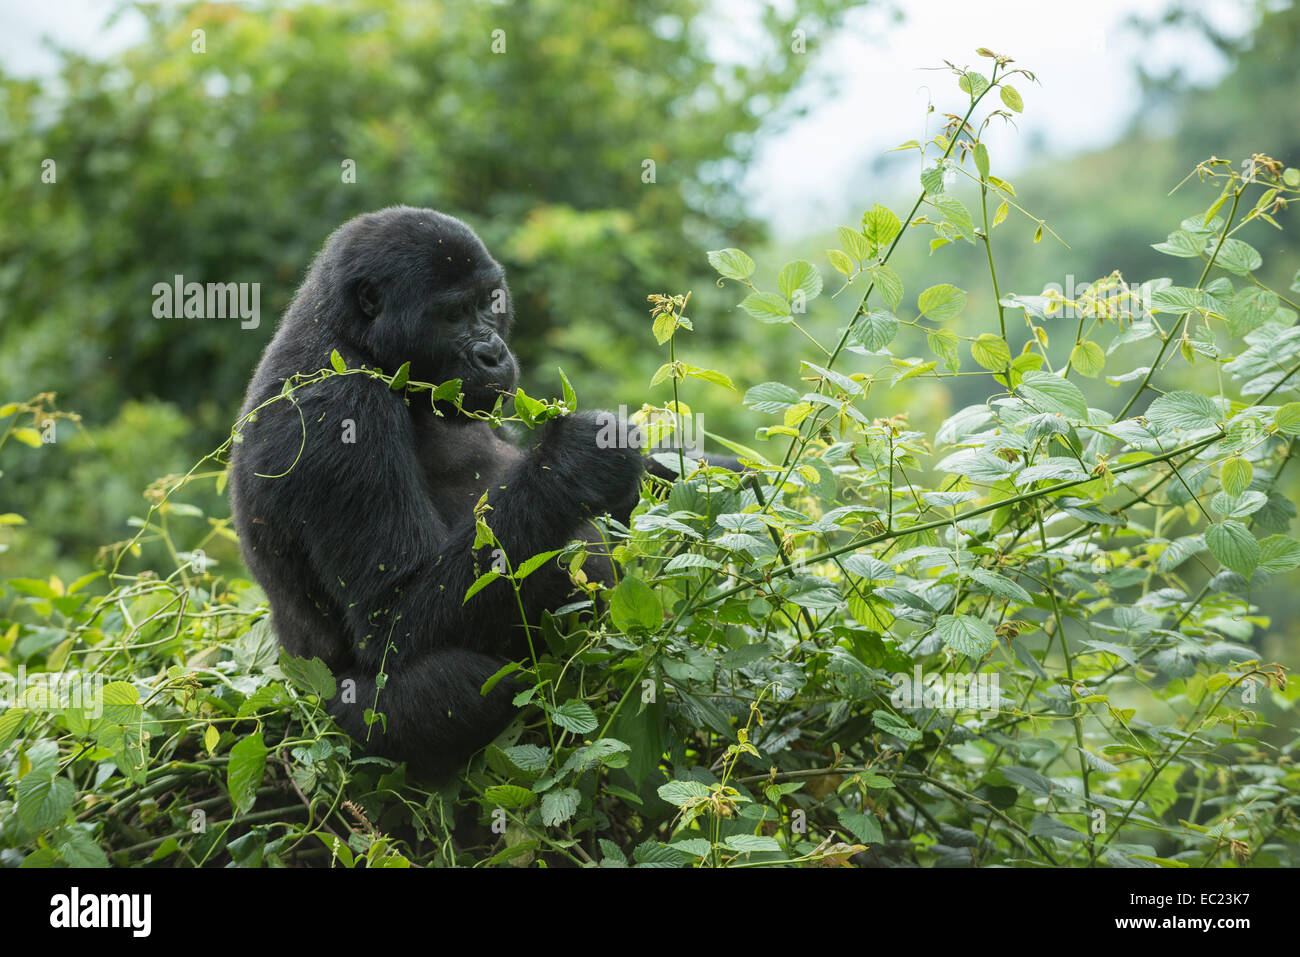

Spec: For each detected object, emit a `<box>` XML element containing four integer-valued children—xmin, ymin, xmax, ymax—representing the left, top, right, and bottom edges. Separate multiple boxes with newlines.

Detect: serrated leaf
<box><xmin>971</xmin><ymin>333</ymin><xmax>1011</xmax><ymax>370</ymax></box>
<box><xmin>1000</xmin><ymin>85</ymin><xmax>1023</xmax><ymax>111</ymax></box>
<box><xmin>1144</xmin><ymin>392</ymin><xmax>1219</xmax><ymax>432</ymax></box>
<box><xmin>278</xmin><ymin>650</ymin><xmax>337</xmax><ymax>700</ymax></box>
<box><xmin>551</xmin><ymin>700</ymin><xmax>599</xmax><ymax>735</ymax></box>
<box><xmin>1220</xmin><ymin>457</ymin><xmax>1253</xmax><ymax>497</ymax></box>
<box><xmin>744</xmin><ymin>381</ymin><xmax>801</xmax><ymax>413</ymax></box>
<box><xmin>540</xmin><ymin>787</ymin><xmax>581</xmax><ymax>827</ymax></box>
<box><xmin>657</xmin><ymin>779</ymin><xmax>712</xmax><ymax>806</ymax></box>
<box><xmin>870</xmin><ymin>265</ymin><xmax>904</xmax><ymax>311</ymax></box>
<box><xmin>851</xmin><ymin>310</ymin><xmax>899</xmax><ymax>352</ymax></box>
<box><xmin>707</xmin><ymin>248</ymin><xmax>755</xmax><ymax>281</ymax></box>
<box><xmin>227</xmin><ymin>731</ymin><xmax>268</xmax><ymax>815</ymax></box>
<box><xmin>862</xmin><ymin>204</ymin><xmax>902</xmax><ymax>248</ymax></box>
<box><xmin>1258</xmin><ymin>535</ymin><xmax>1300</xmax><ymax>573</ymax></box>
<box><xmin>917</xmin><ymin>283</ymin><xmax>967</xmax><ymax>322</ymax></box>
<box><xmin>723</xmin><ymin>834</ymin><xmax>782</xmax><ymax>854</ymax></box>
<box><xmin>463</xmin><ymin>570</ymin><xmax>501</xmax><ymax>604</ymax></box>
<box><xmin>777</xmin><ymin>260</ymin><xmax>823</xmax><ymax>302</ymax></box>
<box><xmin>935</xmin><ymin>614</ymin><xmax>996</xmax><ymax>656</ymax></box>
<box><xmin>484</xmin><ymin>784</ymin><xmax>537</xmax><ymax>809</ymax></box>
<box><xmin>1017</xmin><ymin>370</ymin><xmax>1089</xmax><ymax>421</ymax></box>
<box><xmin>1069</xmin><ymin>341</ymin><xmax>1105</xmax><ymax>378</ymax></box>
<box><xmin>16</xmin><ymin>773</ymin><xmax>75</xmax><ymax>832</ymax></box>
<box><xmin>1206</xmin><ymin>521</ymin><xmax>1258</xmax><ymax>576</ymax></box>
<box><xmin>1274</xmin><ymin>403</ymin><xmax>1300</xmax><ymax>435</ymax></box>
<box><xmin>739</xmin><ymin>291</ymin><xmax>792</xmax><ymax>324</ymax></box>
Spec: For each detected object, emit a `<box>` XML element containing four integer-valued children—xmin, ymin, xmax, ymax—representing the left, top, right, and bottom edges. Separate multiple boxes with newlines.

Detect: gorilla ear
<box><xmin>356</xmin><ymin>278</ymin><xmax>381</xmax><ymax>319</ymax></box>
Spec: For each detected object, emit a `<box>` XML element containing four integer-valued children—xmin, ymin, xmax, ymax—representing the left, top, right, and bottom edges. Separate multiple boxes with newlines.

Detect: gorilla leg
<box><xmin>331</xmin><ymin>647</ymin><xmax>519</xmax><ymax>780</ymax></box>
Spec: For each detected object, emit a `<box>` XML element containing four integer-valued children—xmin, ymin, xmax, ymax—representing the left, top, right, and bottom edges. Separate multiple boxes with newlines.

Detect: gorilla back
<box><xmin>228</xmin><ymin>207</ymin><xmax>645</xmax><ymax>779</ymax></box>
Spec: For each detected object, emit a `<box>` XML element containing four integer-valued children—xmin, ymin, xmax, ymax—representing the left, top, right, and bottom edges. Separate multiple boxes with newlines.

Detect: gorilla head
<box><xmin>313</xmin><ymin>206</ymin><xmax>519</xmax><ymax>412</ymax></box>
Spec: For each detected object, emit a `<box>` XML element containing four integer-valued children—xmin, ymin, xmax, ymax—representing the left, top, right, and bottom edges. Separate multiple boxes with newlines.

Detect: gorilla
<box><xmin>229</xmin><ymin>206</ymin><xmax>660</xmax><ymax>780</ymax></box>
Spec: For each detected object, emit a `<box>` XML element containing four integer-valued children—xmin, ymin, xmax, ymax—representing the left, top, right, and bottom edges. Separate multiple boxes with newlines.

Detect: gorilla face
<box><xmin>328</xmin><ymin>207</ymin><xmax>520</xmax><ymax>413</ymax></box>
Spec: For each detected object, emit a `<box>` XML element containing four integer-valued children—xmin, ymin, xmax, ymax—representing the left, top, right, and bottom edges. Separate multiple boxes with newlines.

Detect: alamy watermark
<box><xmin>596</xmin><ymin>404</ymin><xmax>707</xmax><ymax>459</ymax></box>
<box><xmin>889</xmin><ymin>665</ymin><xmax>1000</xmax><ymax>719</ymax></box>
<box><xmin>0</xmin><ymin>666</ymin><xmax>104</xmax><ymax>718</ymax></box>
<box><xmin>152</xmin><ymin>274</ymin><xmax>260</xmax><ymax>329</ymax></box>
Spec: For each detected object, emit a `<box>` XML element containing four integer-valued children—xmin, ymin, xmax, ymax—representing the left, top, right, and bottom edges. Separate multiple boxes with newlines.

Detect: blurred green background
<box><xmin>1</xmin><ymin>0</ymin><xmax>1297</xmax><ymax>681</ymax></box>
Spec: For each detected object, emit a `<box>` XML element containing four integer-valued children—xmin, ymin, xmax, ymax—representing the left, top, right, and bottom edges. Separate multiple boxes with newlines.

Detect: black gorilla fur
<box><xmin>229</xmin><ymin>207</ymin><xmax>653</xmax><ymax>780</ymax></box>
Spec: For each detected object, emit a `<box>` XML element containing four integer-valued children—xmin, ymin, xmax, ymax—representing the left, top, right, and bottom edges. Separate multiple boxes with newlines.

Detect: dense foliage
<box><xmin>0</xmin><ymin>0</ymin><xmax>855</xmax><ymax>562</ymax></box>
<box><xmin>2</xmin><ymin>53</ymin><xmax>1297</xmax><ymax>867</ymax></box>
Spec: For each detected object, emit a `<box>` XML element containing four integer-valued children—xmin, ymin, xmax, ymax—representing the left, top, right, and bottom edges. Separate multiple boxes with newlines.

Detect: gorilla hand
<box><xmin>535</xmin><ymin>411</ymin><xmax>645</xmax><ymax>518</ymax></box>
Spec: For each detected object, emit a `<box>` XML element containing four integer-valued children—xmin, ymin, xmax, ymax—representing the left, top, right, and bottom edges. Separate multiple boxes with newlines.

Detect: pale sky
<box><xmin>0</xmin><ymin>0</ymin><xmax>1254</xmax><ymax>232</ymax></box>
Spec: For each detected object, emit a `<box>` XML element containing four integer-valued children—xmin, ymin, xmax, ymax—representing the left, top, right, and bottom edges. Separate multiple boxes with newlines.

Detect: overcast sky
<box><xmin>0</xmin><ymin>0</ymin><xmax>1254</xmax><ymax>231</ymax></box>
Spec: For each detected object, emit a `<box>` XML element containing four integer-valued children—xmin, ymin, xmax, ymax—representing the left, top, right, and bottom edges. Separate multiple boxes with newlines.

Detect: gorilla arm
<box><xmin>279</xmin><ymin>383</ymin><xmax>641</xmax><ymax>777</ymax></box>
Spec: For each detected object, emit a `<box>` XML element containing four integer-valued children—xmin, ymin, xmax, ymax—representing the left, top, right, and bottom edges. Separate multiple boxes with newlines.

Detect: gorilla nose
<box><xmin>470</xmin><ymin>338</ymin><xmax>508</xmax><ymax>370</ymax></box>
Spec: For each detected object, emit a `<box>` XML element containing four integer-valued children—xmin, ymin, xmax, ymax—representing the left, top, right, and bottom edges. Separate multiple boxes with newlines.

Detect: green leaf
<box><xmin>54</xmin><ymin>827</ymin><xmax>109</xmax><ymax>868</ymax></box>
<box><xmin>1144</xmin><ymin>392</ymin><xmax>1220</xmax><ymax>432</ymax></box>
<box><xmin>973</xmin><ymin>142</ymin><xmax>989</xmax><ymax>180</ymax></box>
<box><xmin>1069</xmin><ymin>341</ymin><xmax>1105</xmax><ymax>378</ymax></box>
<box><xmin>16</xmin><ymin>772</ymin><xmax>75</xmax><ymax>832</ymax></box>
<box><xmin>828</xmin><ymin>249</ymin><xmax>854</xmax><ymax>276</ymax></box>
<box><xmin>777</xmin><ymin>260</ymin><xmax>823</xmax><ymax>302</ymax></box>
<box><xmin>657</xmin><ymin>779</ymin><xmax>711</xmax><ymax>806</ymax></box>
<box><xmin>388</xmin><ymin>361</ymin><xmax>410</xmax><ymax>391</ymax></box>
<box><xmin>933</xmin><ymin>196</ymin><xmax>975</xmax><ymax>239</ymax></box>
<box><xmin>869</xmin><ymin>265</ymin><xmax>904</xmax><ymax>311</ymax></box>
<box><xmin>837</xmin><ymin>225</ymin><xmax>872</xmax><ymax>261</ymax></box>
<box><xmin>744</xmin><ymin>381</ymin><xmax>800</xmax><ymax>413</ymax></box>
<box><xmin>958</xmin><ymin>70</ymin><xmax>989</xmax><ymax>96</ymax></box>
<box><xmin>227</xmin><ymin>731</ymin><xmax>268</xmax><ymax>815</ymax></box>
<box><xmin>1017</xmin><ymin>370</ymin><xmax>1089</xmax><ymax>421</ymax></box>
<box><xmin>1000</xmin><ymin>85</ymin><xmax>1023</xmax><ymax>111</ymax></box>
<box><xmin>927</xmin><ymin>329</ymin><xmax>961</xmax><ymax>372</ymax></box>
<box><xmin>706</xmin><ymin>248</ymin><xmax>755</xmax><ymax>281</ymax></box>
<box><xmin>551</xmin><ymin>700</ymin><xmax>599</xmax><ymax>735</ymax></box>
<box><xmin>920</xmin><ymin>164</ymin><xmax>947</xmax><ymax>195</ymax></box>
<box><xmin>1220</xmin><ymin>457</ymin><xmax>1253</xmax><ymax>497</ymax></box>
<box><xmin>463</xmin><ymin>570</ymin><xmax>501</xmax><ymax>604</ymax></box>
<box><xmin>277</xmin><ymin>650</ymin><xmax>337</xmax><ymax>700</ymax></box>
<box><xmin>609</xmin><ymin>574</ymin><xmax>663</xmax><ymax>632</ymax></box>
<box><xmin>1258</xmin><ymin>535</ymin><xmax>1300</xmax><ymax>573</ymax></box>
<box><xmin>329</xmin><ymin>349</ymin><xmax>346</xmax><ymax>372</ymax></box>
<box><xmin>1030</xmin><ymin>814</ymin><xmax>1085</xmax><ymax>843</ymax></box>
<box><xmin>1274</xmin><ymin>403</ymin><xmax>1300</xmax><ymax>435</ymax></box>
<box><xmin>685</xmin><ymin>366</ymin><xmax>736</xmax><ymax>390</ymax></box>
<box><xmin>1152</xmin><ymin>230</ymin><xmax>1206</xmax><ymax>259</ymax></box>
<box><xmin>838</xmin><ymin>807</ymin><xmax>883</xmax><ymax>844</ymax></box>
<box><xmin>862</xmin><ymin>204</ymin><xmax>902</xmax><ymax>248</ymax></box>
<box><xmin>430</xmin><ymin>378</ymin><xmax>462</xmax><ymax>403</ymax></box>
<box><xmin>971</xmin><ymin>333</ymin><xmax>1011</xmax><ymax>370</ymax></box>
<box><xmin>1207</xmin><ymin>237</ymin><xmax>1262</xmax><ymax>276</ymax></box>
<box><xmin>514</xmin><ymin>548</ymin><xmax>562</xmax><ymax>581</ymax></box>
<box><xmin>484</xmin><ymin>784</ymin><xmax>536</xmax><ymax>809</ymax></box>
<box><xmin>851</xmin><ymin>310</ymin><xmax>899</xmax><ymax>351</ymax></box>
<box><xmin>916</xmin><ymin>283</ymin><xmax>967</xmax><ymax>322</ymax></box>
<box><xmin>1206</xmin><ymin>521</ymin><xmax>1259</xmax><ymax>576</ymax></box>
<box><xmin>872</xmin><ymin>710</ymin><xmax>922</xmax><ymax>742</ymax></box>
<box><xmin>739</xmin><ymin>291</ymin><xmax>792</xmax><ymax>324</ymax></box>
<box><xmin>935</xmin><ymin>614</ymin><xmax>996</xmax><ymax>657</ymax></box>
<box><xmin>540</xmin><ymin>787</ymin><xmax>581</xmax><ymax>827</ymax></box>
<box><xmin>724</xmin><ymin>834</ymin><xmax>782</xmax><ymax>854</ymax></box>
<box><xmin>503</xmin><ymin>744</ymin><xmax>551</xmax><ymax>773</ymax></box>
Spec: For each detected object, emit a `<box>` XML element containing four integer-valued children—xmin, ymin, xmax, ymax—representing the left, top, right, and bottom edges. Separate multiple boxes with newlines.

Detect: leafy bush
<box><xmin>2</xmin><ymin>53</ymin><xmax>1299</xmax><ymax>868</ymax></box>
